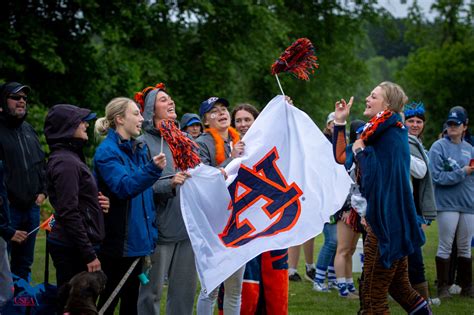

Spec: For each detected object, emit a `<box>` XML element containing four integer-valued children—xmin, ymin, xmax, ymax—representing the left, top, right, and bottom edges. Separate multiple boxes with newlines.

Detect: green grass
<box><xmin>32</xmin><ymin>221</ymin><xmax>473</xmax><ymax>314</ymax></box>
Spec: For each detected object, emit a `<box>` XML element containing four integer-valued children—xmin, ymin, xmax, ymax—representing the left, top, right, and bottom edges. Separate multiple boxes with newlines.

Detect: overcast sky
<box><xmin>380</xmin><ymin>0</ymin><xmax>436</xmax><ymax>19</ymax></box>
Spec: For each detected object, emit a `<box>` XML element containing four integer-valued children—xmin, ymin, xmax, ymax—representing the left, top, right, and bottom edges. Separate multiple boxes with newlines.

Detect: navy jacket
<box><xmin>0</xmin><ymin>161</ymin><xmax>15</xmax><ymax>241</ymax></box>
<box><xmin>94</xmin><ymin>129</ymin><xmax>161</xmax><ymax>257</ymax></box>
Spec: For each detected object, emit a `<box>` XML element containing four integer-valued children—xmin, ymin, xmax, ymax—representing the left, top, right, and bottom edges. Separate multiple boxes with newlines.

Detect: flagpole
<box><xmin>274</xmin><ymin>74</ymin><xmax>285</xmax><ymax>97</ymax></box>
<box><xmin>27</xmin><ymin>226</ymin><xmax>40</xmax><ymax>237</ymax></box>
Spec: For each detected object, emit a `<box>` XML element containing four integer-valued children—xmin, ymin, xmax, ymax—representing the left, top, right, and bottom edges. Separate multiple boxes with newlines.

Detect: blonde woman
<box><xmin>93</xmin><ymin>97</ymin><xmax>166</xmax><ymax>315</ymax></box>
<box><xmin>334</xmin><ymin>82</ymin><xmax>430</xmax><ymax>313</ymax></box>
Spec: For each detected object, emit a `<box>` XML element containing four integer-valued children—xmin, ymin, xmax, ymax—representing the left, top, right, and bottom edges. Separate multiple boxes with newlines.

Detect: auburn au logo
<box><xmin>219</xmin><ymin>147</ymin><xmax>303</xmax><ymax>247</ymax></box>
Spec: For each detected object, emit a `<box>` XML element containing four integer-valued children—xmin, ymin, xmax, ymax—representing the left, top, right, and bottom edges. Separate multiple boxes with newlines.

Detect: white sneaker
<box><xmin>429</xmin><ymin>297</ymin><xmax>441</xmax><ymax>306</ymax></box>
<box><xmin>448</xmin><ymin>284</ymin><xmax>462</xmax><ymax>295</ymax></box>
<box><xmin>313</xmin><ymin>281</ymin><xmax>329</xmax><ymax>292</ymax></box>
<box><xmin>327</xmin><ymin>281</ymin><xmax>338</xmax><ymax>290</ymax></box>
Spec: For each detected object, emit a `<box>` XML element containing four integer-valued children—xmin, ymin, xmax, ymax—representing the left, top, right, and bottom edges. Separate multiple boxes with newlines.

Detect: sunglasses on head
<box><xmin>8</xmin><ymin>94</ymin><xmax>28</xmax><ymax>101</ymax></box>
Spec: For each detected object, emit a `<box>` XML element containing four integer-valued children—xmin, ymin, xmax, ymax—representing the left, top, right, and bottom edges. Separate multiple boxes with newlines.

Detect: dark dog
<box><xmin>58</xmin><ymin>270</ymin><xmax>107</xmax><ymax>315</ymax></box>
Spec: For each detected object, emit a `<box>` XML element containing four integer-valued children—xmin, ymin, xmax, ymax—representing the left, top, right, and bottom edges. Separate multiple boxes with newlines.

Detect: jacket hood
<box><xmin>142</xmin><ymin>89</ymin><xmax>160</xmax><ymax>132</ymax></box>
<box><xmin>142</xmin><ymin>89</ymin><xmax>180</xmax><ymax>133</ymax></box>
<box><xmin>180</xmin><ymin>113</ymin><xmax>203</xmax><ymax>131</ymax></box>
<box><xmin>44</xmin><ymin>104</ymin><xmax>94</xmax><ymax>144</ymax></box>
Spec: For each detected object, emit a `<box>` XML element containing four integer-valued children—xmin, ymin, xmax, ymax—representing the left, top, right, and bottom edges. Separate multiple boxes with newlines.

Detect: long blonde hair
<box><xmin>95</xmin><ymin>97</ymin><xmax>133</xmax><ymax>136</ymax></box>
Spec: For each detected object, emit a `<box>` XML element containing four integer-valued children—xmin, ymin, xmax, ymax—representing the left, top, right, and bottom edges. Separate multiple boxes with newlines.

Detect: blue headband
<box><xmin>404</xmin><ymin>101</ymin><xmax>425</xmax><ymax>119</ymax></box>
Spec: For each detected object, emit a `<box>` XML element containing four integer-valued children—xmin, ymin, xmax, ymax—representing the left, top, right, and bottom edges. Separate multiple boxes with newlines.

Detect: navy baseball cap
<box><xmin>446</xmin><ymin>108</ymin><xmax>467</xmax><ymax>125</ymax></box>
<box><xmin>199</xmin><ymin>97</ymin><xmax>229</xmax><ymax>118</ymax></box>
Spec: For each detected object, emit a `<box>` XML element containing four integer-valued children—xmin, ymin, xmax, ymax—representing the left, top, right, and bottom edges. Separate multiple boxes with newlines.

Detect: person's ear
<box><xmin>115</xmin><ymin>115</ymin><xmax>124</xmax><ymax>126</ymax></box>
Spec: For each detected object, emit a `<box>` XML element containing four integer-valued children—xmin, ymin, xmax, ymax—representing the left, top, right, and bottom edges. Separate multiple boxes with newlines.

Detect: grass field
<box><xmin>32</xmin><ymin>221</ymin><xmax>473</xmax><ymax>314</ymax></box>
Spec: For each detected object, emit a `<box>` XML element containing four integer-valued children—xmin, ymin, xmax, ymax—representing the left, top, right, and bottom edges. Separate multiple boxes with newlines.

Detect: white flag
<box><xmin>180</xmin><ymin>95</ymin><xmax>352</xmax><ymax>293</ymax></box>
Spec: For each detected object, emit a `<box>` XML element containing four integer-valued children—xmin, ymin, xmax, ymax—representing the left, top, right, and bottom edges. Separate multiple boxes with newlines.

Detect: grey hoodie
<box><xmin>428</xmin><ymin>137</ymin><xmax>474</xmax><ymax>214</ymax></box>
<box><xmin>138</xmin><ymin>89</ymin><xmax>189</xmax><ymax>244</ymax></box>
<box><xmin>408</xmin><ymin>135</ymin><xmax>437</xmax><ymax>220</ymax></box>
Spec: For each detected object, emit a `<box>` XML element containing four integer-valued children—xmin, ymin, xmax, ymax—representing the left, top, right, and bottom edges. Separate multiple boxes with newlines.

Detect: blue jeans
<box><xmin>9</xmin><ymin>204</ymin><xmax>40</xmax><ymax>280</ymax></box>
<box><xmin>316</xmin><ymin>223</ymin><xmax>337</xmax><ymax>269</ymax></box>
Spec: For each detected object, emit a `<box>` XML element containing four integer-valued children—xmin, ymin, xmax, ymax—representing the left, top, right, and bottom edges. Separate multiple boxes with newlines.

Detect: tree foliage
<box><xmin>399</xmin><ymin>0</ymin><xmax>474</xmax><ymax>146</ymax></box>
<box><xmin>2</xmin><ymin>0</ymin><xmax>473</xmax><ymax>151</ymax></box>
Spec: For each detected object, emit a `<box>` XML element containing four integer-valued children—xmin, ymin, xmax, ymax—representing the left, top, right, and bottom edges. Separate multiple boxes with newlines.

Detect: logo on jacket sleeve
<box><xmin>219</xmin><ymin>147</ymin><xmax>302</xmax><ymax>247</ymax></box>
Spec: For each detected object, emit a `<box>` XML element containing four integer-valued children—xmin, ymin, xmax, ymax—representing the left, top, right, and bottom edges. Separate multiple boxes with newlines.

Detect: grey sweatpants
<box><xmin>0</xmin><ymin>238</ymin><xmax>13</xmax><ymax>307</ymax></box>
<box><xmin>437</xmin><ymin>211</ymin><xmax>474</xmax><ymax>259</ymax></box>
<box><xmin>138</xmin><ymin>239</ymin><xmax>197</xmax><ymax>315</ymax></box>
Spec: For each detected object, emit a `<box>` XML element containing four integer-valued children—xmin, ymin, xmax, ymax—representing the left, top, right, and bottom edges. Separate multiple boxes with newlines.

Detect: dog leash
<box><xmin>98</xmin><ymin>257</ymin><xmax>140</xmax><ymax>315</ymax></box>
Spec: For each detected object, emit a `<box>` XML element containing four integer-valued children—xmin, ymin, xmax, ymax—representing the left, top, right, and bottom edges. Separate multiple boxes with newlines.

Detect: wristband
<box><xmin>354</xmin><ymin>147</ymin><xmax>364</xmax><ymax>155</ymax></box>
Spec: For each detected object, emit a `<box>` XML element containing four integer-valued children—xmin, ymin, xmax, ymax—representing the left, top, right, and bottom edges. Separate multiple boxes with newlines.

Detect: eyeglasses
<box><xmin>447</xmin><ymin>122</ymin><xmax>462</xmax><ymax>127</ymax></box>
<box><xmin>8</xmin><ymin>94</ymin><xmax>28</xmax><ymax>101</ymax></box>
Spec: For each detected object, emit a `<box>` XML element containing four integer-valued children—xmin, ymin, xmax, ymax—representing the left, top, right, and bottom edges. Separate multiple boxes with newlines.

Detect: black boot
<box><xmin>435</xmin><ymin>256</ymin><xmax>452</xmax><ymax>299</ymax></box>
<box><xmin>457</xmin><ymin>257</ymin><xmax>474</xmax><ymax>298</ymax></box>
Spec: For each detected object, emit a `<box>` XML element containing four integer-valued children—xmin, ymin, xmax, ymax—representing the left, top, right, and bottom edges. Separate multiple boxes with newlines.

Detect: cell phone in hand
<box><xmin>470</xmin><ymin>159</ymin><xmax>474</xmax><ymax>167</ymax></box>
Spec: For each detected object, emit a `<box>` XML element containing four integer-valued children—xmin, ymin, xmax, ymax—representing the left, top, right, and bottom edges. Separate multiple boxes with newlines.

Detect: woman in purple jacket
<box><xmin>44</xmin><ymin>104</ymin><xmax>108</xmax><ymax>290</ymax></box>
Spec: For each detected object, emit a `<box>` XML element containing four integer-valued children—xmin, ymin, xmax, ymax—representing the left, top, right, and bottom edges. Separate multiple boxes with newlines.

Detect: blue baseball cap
<box><xmin>82</xmin><ymin>112</ymin><xmax>97</xmax><ymax>121</ymax></box>
<box><xmin>199</xmin><ymin>97</ymin><xmax>229</xmax><ymax>118</ymax></box>
<box><xmin>446</xmin><ymin>108</ymin><xmax>467</xmax><ymax>125</ymax></box>
<box><xmin>184</xmin><ymin>117</ymin><xmax>201</xmax><ymax>127</ymax></box>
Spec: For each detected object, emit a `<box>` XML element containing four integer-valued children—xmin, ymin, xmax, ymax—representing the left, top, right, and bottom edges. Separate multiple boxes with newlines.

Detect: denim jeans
<box><xmin>316</xmin><ymin>223</ymin><xmax>337</xmax><ymax>269</ymax></box>
<box><xmin>9</xmin><ymin>204</ymin><xmax>40</xmax><ymax>280</ymax></box>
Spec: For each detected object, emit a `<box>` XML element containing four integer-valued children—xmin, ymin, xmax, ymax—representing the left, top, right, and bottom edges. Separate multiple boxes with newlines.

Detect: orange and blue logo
<box><xmin>219</xmin><ymin>147</ymin><xmax>303</xmax><ymax>247</ymax></box>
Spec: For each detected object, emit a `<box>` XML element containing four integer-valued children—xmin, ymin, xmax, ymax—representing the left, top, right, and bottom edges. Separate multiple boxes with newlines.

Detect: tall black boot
<box><xmin>435</xmin><ymin>256</ymin><xmax>452</xmax><ymax>299</ymax></box>
<box><xmin>457</xmin><ymin>257</ymin><xmax>474</xmax><ymax>298</ymax></box>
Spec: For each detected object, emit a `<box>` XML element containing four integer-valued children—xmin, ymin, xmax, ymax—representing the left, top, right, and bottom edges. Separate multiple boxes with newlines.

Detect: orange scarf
<box><xmin>205</xmin><ymin>127</ymin><xmax>240</xmax><ymax>165</ymax></box>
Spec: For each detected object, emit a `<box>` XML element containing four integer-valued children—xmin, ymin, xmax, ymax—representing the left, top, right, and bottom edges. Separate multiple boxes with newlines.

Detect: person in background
<box><xmin>429</xmin><ymin>107</ymin><xmax>474</xmax><ymax>299</ymax></box>
<box><xmin>1</xmin><ymin>162</ymin><xmax>27</xmax><ymax>308</ymax></box>
<box><xmin>403</xmin><ymin>101</ymin><xmax>437</xmax><ymax>302</ymax></box>
<box><xmin>323</xmin><ymin>112</ymin><xmax>335</xmax><ymax>140</ymax></box>
<box><xmin>331</xmin><ymin>119</ymin><xmax>366</xmax><ymax>299</ymax></box>
<box><xmin>44</xmin><ymin>104</ymin><xmax>108</xmax><ymax>292</ymax></box>
<box><xmin>312</xmin><ymin>112</ymin><xmax>338</xmax><ymax>293</ymax></box>
<box><xmin>334</xmin><ymin>82</ymin><xmax>430</xmax><ymax>313</ymax></box>
<box><xmin>137</xmin><ymin>84</ymin><xmax>197</xmax><ymax>315</ymax></box>
<box><xmin>180</xmin><ymin>113</ymin><xmax>203</xmax><ymax>139</ymax></box>
<box><xmin>229</xmin><ymin>102</ymin><xmax>289</xmax><ymax>314</ymax></box>
<box><xmin>94</xmin><ymin>97</ymin><xmax>166</xmax><ymax>315</ymax></box>
<box><xmin>231</xmin><ymin>103</ymin><xmax>260</xmax><ymax>137</ymax></box>
<box><xmin>444</xmin><ymin>106</ymin><xmax>472</xmax><ymax>296</ymax></box>
<box><xmin>196</xmin><ymin>96</ymin><xmax>245</xmax><ymax>315</ymax></box>
<box><xmin>0</xmin><ymin>82</ymin><xmax>47</xmax><ymax>284</ymax></box>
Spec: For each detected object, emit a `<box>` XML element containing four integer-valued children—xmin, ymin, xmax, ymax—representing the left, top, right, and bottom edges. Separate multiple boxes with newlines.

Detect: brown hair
<box><xmin>230</xmin><ymin>103</ymin><xmax>260</xmax><ymax>128</ymax></box>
